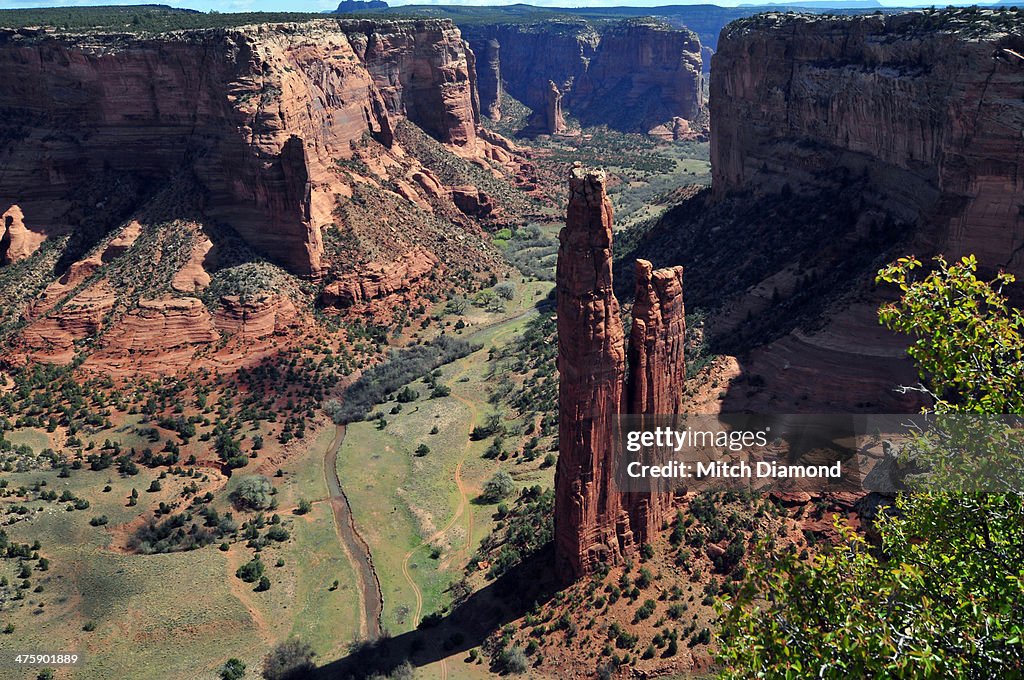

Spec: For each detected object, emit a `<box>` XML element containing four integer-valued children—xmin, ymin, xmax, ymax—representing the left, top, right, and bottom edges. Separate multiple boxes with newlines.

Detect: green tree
<box><xmin>717</xmin><ymin>255</ymin><xmax>1024</xmax><ymax>678</ymax></box>
<box><xmin>220</xmin><ymin>658</ymin><xmax>246</xmax><ymax>680</ymax></box>
<box><xmin>231</xmin><ymin>476</ymin><xmax>275</xmax><ymax>511</ymax></box>
<box><xmin>481</xmin><ymin>470</ymin><xmax>514</xmax><ymax>503</ymax></box>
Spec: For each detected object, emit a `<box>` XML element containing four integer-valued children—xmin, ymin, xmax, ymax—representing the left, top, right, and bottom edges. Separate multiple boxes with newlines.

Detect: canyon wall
<box><xmin>346</xmin><ymin>19</ymin><xmax>479</xmax><ymax>147</ymax></box>
<box><xmin>462</xmin><ymin>20</ymin><xmax>703</xmax><ymax>134</ymax></box>
<box><xmin>712</xmin><ymin>10</ymin><xmax>1024</xmax><ymax>275</ymax></box>
<box><xmin>555</xmin><ymin>167</ymin><xmax>686</xmax><ymax>581</ymax></box>
<box><xmin>0</xmin><ymin>18</ymin><xmax>483</xmax><ymax>278</ymax></box>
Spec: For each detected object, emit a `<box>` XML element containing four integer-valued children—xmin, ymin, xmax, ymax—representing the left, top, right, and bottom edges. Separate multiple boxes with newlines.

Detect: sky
<box><xmin>0</xmin><ymin>0</ymin><xmax>995</xmax><ymax>12</ymax></box>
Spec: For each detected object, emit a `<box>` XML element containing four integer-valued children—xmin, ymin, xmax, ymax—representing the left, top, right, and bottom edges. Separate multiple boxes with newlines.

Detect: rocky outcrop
<box><xmin>20</xmin><ymin>281</ymin><xmax>117</xmax><ymax>364</ymax></box>
<box><xmin>626</xmin><ymin>260</ymin><xmax>686</xmax><ymax>418</ymax></box>
<box><xmin>476</xmin><ymin>38</ymin><xmax>502</xmax><ymax>121</ymax></box>
<box><xmin>556</xmin><ymin>167</ymin><xmax>630</xmax><ymax>581</ymax></box>
<box><xmin>171</xmin><ymin>236</ymin><xmax>214</xmax><ymax>293</ymax></box>
<box><xmin>321</xmin><ymin>247</ymin><xmax>439</xmax><ymax>308</ymax></box>
<box><xmin>451</xmin><ymin>185</ymin><xmax>495</xmax><ymax>218</ymax></box>
<box><xmin>555</xmin><ymin>168</ymin><xmax>687</xmax><ymax>581</ymax></box>
<box><xmin>529</xmin><ymin>81</ymin><xmax>565</xmax><ymax>135</ymax></box>
<box><xmin>0</xmin><ymin>18</ymin><xmax>488</xmax><ymax>278</ymax></box>
<box><xmin>0</xmin><ymin>205</ymin><xmax>43</xmax><ymax>265</ymax></box>
<box><xmin>463</xmin><ymin>20</ymin><xmax>703</xmax><ymax>133</ymax></box>
<box><xmin>347</xmin><ymin>19</ymin><xmax>478</xmax><ymax>148</ymax></box>
<box><xmin>711</xmin><ymin>9</ymin><xmax>1024</xmax><ymax>275</ymax></box>
<box><xmin>623</xmin><ymin>260</ymin><xmax>686</xmax><ymax>547</ymax></box>
<box><xmin>214</xmin><ymin>294</ymin><xmax>299</xmax><ymax>341</ymax></box>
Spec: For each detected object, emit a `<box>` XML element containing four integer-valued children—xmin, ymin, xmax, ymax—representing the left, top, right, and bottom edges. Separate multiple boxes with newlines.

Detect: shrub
<box><xmin>220</xmin><ymin>658</ymin><xmax>246</xmax><ymax>680</ymax></box>
<box><xmin>231</xmin><ymin>476</ymin><xmax>275</xmax><ymax>510</ymax></box>
<box><xmin>480</xmin><ymin>470</ymin><xmax>514</xmax><ymax>503</ymax></box>
<box><xmin>266</xmin><ymin>526</ymin><xmax>290</xmax><ymax>542</ymax></box>
<box><xmin>236</xmin><ymin>558</ymin><xmax>265</xmax><ymax>584</ymax></box>
<box><xmin>494</xmin><ymin>282</ymin><xmax>516</xmax><ymax>300</ymax></box>
<box><xmin>497</xmin><ymin>645</ymin><xmax>529</xmax><ymax>674</ymax></box>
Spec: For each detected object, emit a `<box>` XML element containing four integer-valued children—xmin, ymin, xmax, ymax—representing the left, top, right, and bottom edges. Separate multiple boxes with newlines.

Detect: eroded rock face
<box><xmin>555</xmin><ymin>170</ymin><xmax>688</xmax><ymax>581</ymax></box>
<box><xmin>464</xmin><ymin>20</ymin><xmax>703</xmax><ymax>133</ymax></box>
<box><xmin>0</xmin><ymin>205</ymin><xmax>43</xmax><ymax>265</ymax></box>
<box><xmin>531</xmin><ymin>81</ymin><xmax>566</xmax><ymax>135</ymax></box>
<box><xmin>214</xmin><ymin>294</ymin><xmax>299</xmax><ymax>341</ymax></box>
<box><xmin>556</xmin><ymin>167</ymin><xmax>629</xmax><ymax>581</ymax></box>
<box><xmin>627</xmin><ymin>260</ymin><xmax>686</xmax><ymax>419</ymax></box>
<box><xmin>0</xmin><ymin>18</ymin><xmax>483</xmax><ymax>278</ymax></box>
<box><xmin>20</xmin><ymin>281</ymin><xmax>117</xmax><ymax>364</ymax></box>
<box><xmin>349</xmin><ymin>19</ymin><xmax>478</xmax><ymax>147</ymax></box>
<box><xmin>624</xmin><ymin>260</ymin><xmax>686</xmax><ymax>547</ymax></box>
<box><xmin>711</xmin><ymin>11</ymin><xmax>1024</xmax><ymax>275</ymax></box>
<box><xmin>477</xmin><ymin>38</ymin><xmax>502</xmax><ymax>121</ymax></box>
<box><xmin>451</xmin><ymin>185</ymin><xmax>495</xmax><ymax>218</ymax></box>
<box><xmin>321</xmin><ymin>247</ymin><xmax>439</xmax><ymax>308</ymax></box>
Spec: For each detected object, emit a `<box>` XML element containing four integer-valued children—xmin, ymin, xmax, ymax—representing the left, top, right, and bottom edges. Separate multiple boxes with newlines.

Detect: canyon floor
<box><xmin>0</xmin><ymin>124</ymin><xmax>715</xmax><ymax>679</ymax></box>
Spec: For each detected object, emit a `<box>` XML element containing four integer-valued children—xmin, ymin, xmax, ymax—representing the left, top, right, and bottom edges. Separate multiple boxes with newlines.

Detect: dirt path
<box><xmin>324</xmin><ymin>424</ymin><xmax>384</xmax><ymax>640</ymax></box>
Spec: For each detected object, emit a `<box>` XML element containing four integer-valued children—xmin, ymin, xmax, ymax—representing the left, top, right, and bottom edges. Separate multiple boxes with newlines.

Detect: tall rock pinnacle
<box><xmin>555</xmin><ymin>168</ymin><xmax>688</xmax><ymax>582</ymax></box>
<box><xmin>555</xmin><ymin>167</ymin><xmax>630</xmax><ymax>581</ymax></box>
<box><xmin>627</xmin><ymin>260</ymin><xmax>686</xmax><ymax>417</ymax></box>
<box><xmin>624</xmin><ymin>259</ymin><xmax>686</xmax><ymax>547</ymax></box>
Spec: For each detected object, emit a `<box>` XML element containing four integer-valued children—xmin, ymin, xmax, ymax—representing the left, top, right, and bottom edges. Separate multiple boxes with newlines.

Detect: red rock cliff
<box><xmin>555</xmin><ymin>169</ymin><xmax>688</xmax><ymax>581</ymax></box>
<box><xmin>0</xmin><ymin>18</ymin><xmax>482</xmax><ymax>278</ymax></box>
<box><xmin>463</xmin><ymin>19</ymin><xmax>703</xmax><ymax>134</ymax></box>
<box><xmin>345</xmin><ymin>19</ymin><xmax>478</xmax><ymax>148</ymax></box>
<box><xmin>711</xmin><ymin>10</ymin><xmax>1024</xmax><ymax>275</ymax></box>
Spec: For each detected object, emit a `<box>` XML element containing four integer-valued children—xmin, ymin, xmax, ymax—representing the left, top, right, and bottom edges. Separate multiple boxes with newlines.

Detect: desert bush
<box><xmin>480</xmin><ymin>470</ymin><xmax>514</xmax><ymax>503</ymax></box>
<box><xmin>231</xmin><ymin>476</ymin><xmax>275</xmax><ymax>511</ymax></box>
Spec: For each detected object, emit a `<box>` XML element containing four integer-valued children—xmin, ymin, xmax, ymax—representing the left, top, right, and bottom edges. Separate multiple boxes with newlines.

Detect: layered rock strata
<box><xmin>531</xmin><ymin>81</ymin><xmax>565</xmax><ymax>135</ymax></box>
<box><xmin>712</xmin><ymin>10</ymin><xmax>1024</xmax><ymax>275</ymax></box>
<box><xmin>0</xmin><ymin>18</ymin><xmax>491</xmax><ymax>279</ymax></box>
<box><xmin>321</xmin><ymin>247</ymin><xmax>439</xmax><ymax>308</ymax></box>
<box><xmin>555</xmin><ymin>168</ymin><xmax>687</xmax><ymax>581</ymax></box>
<box><xmin>463</xmin><ymin>20</ymin><xmax>703</xmax><ymax>133</ymax></box>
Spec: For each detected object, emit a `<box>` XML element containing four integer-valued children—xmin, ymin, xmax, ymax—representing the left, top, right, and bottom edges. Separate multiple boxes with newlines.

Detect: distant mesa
<box><xmin>334</xmin><ymin>0</ymin><xmax>388</xmax><ymax>12</ymax></box>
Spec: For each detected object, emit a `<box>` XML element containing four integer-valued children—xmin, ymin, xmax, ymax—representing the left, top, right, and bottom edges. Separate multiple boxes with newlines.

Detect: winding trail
<box><xmin>324</xmin><ymin>424</ymin><xmax>383</xmax><ymax>641</ymax></box>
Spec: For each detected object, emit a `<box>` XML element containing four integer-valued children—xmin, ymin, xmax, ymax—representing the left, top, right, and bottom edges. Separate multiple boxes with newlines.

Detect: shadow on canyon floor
<box><xmin>314</xmin><ymin>546</ymin><xmax>561</xmax><ymax>679</ymax></box>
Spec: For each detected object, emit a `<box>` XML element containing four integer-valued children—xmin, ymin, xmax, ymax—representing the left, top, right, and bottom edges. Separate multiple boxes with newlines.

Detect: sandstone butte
<box><xmin>0</xmin><ymin>18</ymin><xmax>517</xmax><ymax>279</ymax></box>
<box><xmin>555</xmin><ymin>166</ymin><xmax>687</xmax><ymax>582</ymax></box>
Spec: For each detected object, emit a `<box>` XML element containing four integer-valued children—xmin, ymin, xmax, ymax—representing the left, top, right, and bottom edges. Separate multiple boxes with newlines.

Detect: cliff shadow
<box><xmin>313</xmin><ymin>546</ymin><xmax>559</xmax><ymax>679</ymax></box>
<box><xmin>613</xmin><ymin>180</ymin><xmax>933</xmax><ymax>414</ymax></box>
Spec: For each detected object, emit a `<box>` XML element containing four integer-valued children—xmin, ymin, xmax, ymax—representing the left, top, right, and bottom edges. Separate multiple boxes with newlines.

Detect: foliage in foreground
<box><xmin>717</xmin><ymin>255</ymin><xmax>1024</xmax><ymax>678</ymax></box>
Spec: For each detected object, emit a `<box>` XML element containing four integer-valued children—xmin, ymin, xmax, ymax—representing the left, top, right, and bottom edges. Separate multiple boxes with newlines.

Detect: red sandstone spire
<box><xmin>555</xmin><ymin>168</ymin><xmax>690</xmax><ymax>582</ymax></box>
<box><xmin>555</xmin><ymin>166</ymin><xmax>631</xmax><ymax>582</ymax></box>
<box><xmin>624</xmin><ymin>259</ymin><xmax>687</xmax><ymax>546</ymax></box>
